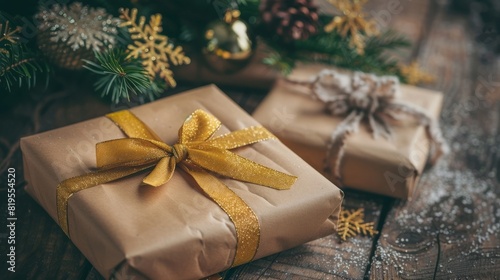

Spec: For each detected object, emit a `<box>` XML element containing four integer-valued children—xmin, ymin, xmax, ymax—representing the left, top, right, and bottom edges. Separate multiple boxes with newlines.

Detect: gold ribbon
<box><xmin>56</xmin><ymin>109</ymin><xmax>297</xmax><ymax>266</ymax></box>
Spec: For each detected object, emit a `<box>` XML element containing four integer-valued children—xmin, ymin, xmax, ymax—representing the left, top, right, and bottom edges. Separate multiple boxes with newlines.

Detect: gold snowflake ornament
<box><xmin>120</xmin><ymin>8</ymin><xmax>190</xmax><ymax>88</ymax></box>
<box><xmin>399</xmin><ymin>61</ymin><xmax>435</xmax><ymax>85</ymax></box>
<box><xmin>0</xmin><ymin>21</ymin><xmax>21</xmax><ymax>54</ymax></box>
<box><xmin>324</xmin><ymin>0</ymin><xmax>378</xmax><ymax>55</ymax></box>
<box><xmin>0</xmin><ymin>21</ymin><xmax>21</xmax><ymax>44</ymax></box>
<box><xmin>337</xmin><ymin>208</ymin><xmax>378</xmax><ymax>241</ymax></box>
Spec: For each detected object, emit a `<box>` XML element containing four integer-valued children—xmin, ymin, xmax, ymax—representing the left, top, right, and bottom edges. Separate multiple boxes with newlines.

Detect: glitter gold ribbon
<box><xmin>56</xmin><ymin>109</ymin><xmax>297</xmax><ymax>266</ymax></box>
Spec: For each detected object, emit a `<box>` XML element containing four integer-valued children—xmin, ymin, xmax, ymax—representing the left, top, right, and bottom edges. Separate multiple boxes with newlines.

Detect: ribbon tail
<box><xmin>371</xmin><ymin>114</ymin><xmax>393</xmax><ymax>140</ymax></box>
<box><xmin>426</xmin><ymin>119</ymin><xmax>449</xmax><ymax>164</ymax></box>
<box><xmin>180</xmin><ymin>164</ymin><xmax>260</xmax><ymax>267</ymax></box>
<box><xmin>188</xmin><ymin>146</ymin><xmax>297</xmax><ymax>190</ymax></box>
<box><xmin>368</xmin><ymin>114</ymin><xmax>380</xmax><ymax>139</ymax></box>
<box><xmin>325</xmin><ymin>111</ymin><xmax>364</xmax><ymax>182</ymax></box>
<box><xmin>142</xmin><ymin>157</ymin><xmax>176</xmax><ymax>187</ymax></box>
<box><xmin>57</xmin><ymin>165</ymin><xmax>152</xmax><ymax>236</ymax></box>
<box><xmin>206</xmin><ymin>126</ymin><xmax>276</xmax><ymax>150</ymax></box>
<box><xmin>388</xmin><ymin>103</ymin><xmax>449</xmax><ymax>164</ymax></box>
<box><xmin>384</xmin><ymin>110</ymin><xmax>404</xmax><ymax>121</ymax></box>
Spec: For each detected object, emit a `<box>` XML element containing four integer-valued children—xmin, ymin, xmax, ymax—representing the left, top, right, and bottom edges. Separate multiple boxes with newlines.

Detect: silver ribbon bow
<box><xmin>288</xmin><ymin>69</ymin><xmax>449</xmax><ymax>180</ymax></box>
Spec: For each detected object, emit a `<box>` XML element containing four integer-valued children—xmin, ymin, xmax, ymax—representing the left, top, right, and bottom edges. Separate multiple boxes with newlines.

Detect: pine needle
<box><xmin>264</xmin><ymin>29</ymin><xmax>410</xmax><ymax>78</ymax></box>
<box><xmin>83</xmin><ymin>49</ymin><xmax>163</xmax><ymax>104</ymax></box>
<box><xmin>0</xmin><ymin>43</ymin><xmax>50</xmax><ymax>92</ymax></box>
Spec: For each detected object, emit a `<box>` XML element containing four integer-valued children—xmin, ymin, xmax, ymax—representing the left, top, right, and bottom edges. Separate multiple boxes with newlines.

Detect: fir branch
<box><xmin>1</xmin><ymin>57</ymin><xmax>36</xmax><ymax>74</ymax></box>
<box><xmin>0</xmin><ymin>44</ymin><xmax>50</xmax><ymax>92</ymax></box>
<box><xmin>263</xmin><ymin>29</ymin><xmax>410</xmax><ymax>78</ymax></box>
<box><xmin>83</xmin><ymin>49</ymin><xmax>162</xmax><ymax>104</ymax></box>
<box><xmin>364</xmin><ymin>29</ymin><xmax>411</xmax><ymax>55</ymax></box>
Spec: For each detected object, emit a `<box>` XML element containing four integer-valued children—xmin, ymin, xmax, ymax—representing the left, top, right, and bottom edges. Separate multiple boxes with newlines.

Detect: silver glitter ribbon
<box><xmin>287</xmin><ymin>69</ymin><xmax>449</xmax><ymax>180</ymax></box>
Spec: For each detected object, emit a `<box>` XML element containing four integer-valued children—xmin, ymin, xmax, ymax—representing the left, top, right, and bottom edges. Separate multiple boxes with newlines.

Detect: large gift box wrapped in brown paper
<box><xmin>20</xmin><ymin>85</ymin><xmax>343</xmax><ymax>279</ymax></box>
<box><xmin>253</xmin><ymin>65</ymin><xmax>446</xmax><ymax>199</ymax></box>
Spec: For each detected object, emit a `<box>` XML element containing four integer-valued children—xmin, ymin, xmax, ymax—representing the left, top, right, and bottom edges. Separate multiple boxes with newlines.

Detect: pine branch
<box><xmin>0</xmin><ymin>43</ymin><xmax>50</xmax><ymax>92</ymax></box>
<box><xmin>365</xmin><ymin>29</ymin><xmax>411</xmax><ymax>55</ymax></box>
<box><xmin>83</xmin><ymin>49</ymin><xmax>163</xmax><ymax>104</ymax></box>
<box><xmin>262</xmin><ymin>51</ymin><xmax>295</xmax><ymax>76</ymax></box>
<box><xmin>1</xmin><ymin>57</ymin><xmax>36</xmax><ymax>73</ymax></box>
<box><xmin>263</xmin><ymin>29</ymin><xmax>410</xmax><ymax>78</ymax></box>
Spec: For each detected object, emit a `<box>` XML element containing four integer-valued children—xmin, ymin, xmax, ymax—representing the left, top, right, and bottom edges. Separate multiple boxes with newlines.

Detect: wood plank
<box><xmin>369</xmin><ymin>3</ymin><xmax>500</xmax><ymax>279</ymax></box>
<box><xmin>225</xmin><ymin>191</ymin><xmax>389</xmax><ymax>280</ymax></box>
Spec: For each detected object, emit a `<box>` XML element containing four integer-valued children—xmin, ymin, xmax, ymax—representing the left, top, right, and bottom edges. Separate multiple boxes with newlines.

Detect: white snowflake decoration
<box><xmin>36</xmin><ymin>2</ymin><xmax>120</xmax><ymax>51</ymax></box>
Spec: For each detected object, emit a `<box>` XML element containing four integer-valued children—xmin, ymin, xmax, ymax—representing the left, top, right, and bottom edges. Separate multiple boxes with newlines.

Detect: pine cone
<box><xmin>260</xmin><ymin>0</ymin><xmax>319</xmax><ymax>42</ymax></box>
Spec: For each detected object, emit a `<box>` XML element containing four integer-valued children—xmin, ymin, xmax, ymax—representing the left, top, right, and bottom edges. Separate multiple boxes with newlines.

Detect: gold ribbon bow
<box><xmin>56</xmin><ymin>109</ymin><xmax>297</xmax><ymax>266</ymax></box>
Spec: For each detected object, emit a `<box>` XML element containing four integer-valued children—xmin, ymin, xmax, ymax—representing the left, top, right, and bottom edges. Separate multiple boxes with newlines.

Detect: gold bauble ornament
<box><xmin>202</xmin><ymin>9</ymin><xmax>256</xmax><ymax>74</ymax></box>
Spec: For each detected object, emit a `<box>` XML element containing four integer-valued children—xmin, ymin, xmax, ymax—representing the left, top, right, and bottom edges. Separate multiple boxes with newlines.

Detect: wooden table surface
<box><xmin>1</xmin><ymin>0</ymin><xmax>499</xmax><ymax>279</ymax></box>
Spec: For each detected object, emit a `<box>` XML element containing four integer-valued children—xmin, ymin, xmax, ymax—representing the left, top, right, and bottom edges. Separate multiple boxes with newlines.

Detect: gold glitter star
<box><xmin>337</xmin><ymin>208</ymin><xmax>378</xmax><ymax>241</ymax></box>
<box><xmin>324</xmin><ymin>0</ymin><xmax>379</xmax><ymax>55</ymax></box>
<box><xmin>399</xmin><ymin>61</ymin><xmax>435</xmax><ymax>85</ymax></box>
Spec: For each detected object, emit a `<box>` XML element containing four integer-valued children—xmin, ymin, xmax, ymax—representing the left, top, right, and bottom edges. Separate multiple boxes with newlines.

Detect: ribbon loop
<box><xmin>179</xmin><ymin>109</ymin><xmax>221</xmax><ymax>143</ymax></box>
<box><xmin>96</xmin><ymin>138</ymin><xmax>168</xmax><ymax>169</ymax></box>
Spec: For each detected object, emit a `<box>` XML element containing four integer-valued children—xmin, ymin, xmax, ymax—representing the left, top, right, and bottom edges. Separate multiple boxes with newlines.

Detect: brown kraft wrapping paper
<box><xmin>20</xmin><ymin>85</ymin><xmax>343</xmax><ymax>279</ymax></box>
<box><xmin>252</xmin><ymin>64</ymin><xmax>444</xmax><ymax>199</ymax></box>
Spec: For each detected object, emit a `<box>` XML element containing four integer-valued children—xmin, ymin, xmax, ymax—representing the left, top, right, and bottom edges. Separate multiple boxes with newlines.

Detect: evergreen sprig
<box><xmin>263</xmin><ymin>29</ymin><xmax>410</xmax><ymax>79</ymax></box>
<box><xmin>262</xmin><ymin>51</ymin><xmax>295</xmax><ymax>76</ymax></box>
<box><xmin>0</xmin><ymin>43</ymin><xmax>50</xmax><ymax>92</ymax></box>
<box><xmin>241</xmin><ymin>1</ymin><xmax>411</xmax><ymax>79</ymax></box>
<box><xmin>83</xmin><ymin>49</ymin><xmax>163</xmax><ymax>104</ymax></box>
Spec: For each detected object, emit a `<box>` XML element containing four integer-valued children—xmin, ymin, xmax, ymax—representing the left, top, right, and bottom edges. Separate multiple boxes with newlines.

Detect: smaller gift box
<box><xmin>21</xmin><ymin>85</ymin><xmax>343</xmax><ymax>279</ymax></box>
<box><xmin>253</xmin><ymin>64</ymin><xmax>446</xmax><ymax>199</ymax></box>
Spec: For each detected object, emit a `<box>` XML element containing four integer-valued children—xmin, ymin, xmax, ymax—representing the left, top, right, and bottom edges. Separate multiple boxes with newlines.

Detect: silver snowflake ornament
<box><xmin>36</xmin><ymin>2</ymin><xmax>120</xmax><ymax>51</ymax></box>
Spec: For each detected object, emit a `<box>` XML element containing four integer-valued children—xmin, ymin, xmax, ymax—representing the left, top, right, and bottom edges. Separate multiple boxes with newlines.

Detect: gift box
<box><xmin>20</xmin><ymin>85</ymin><xmax>343</xmax><ymax>279</ymax></box>
<box><xmin>253</xmin><ymin>64</ymin><xmax>445</xmax><ymax>199</ymax></box>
